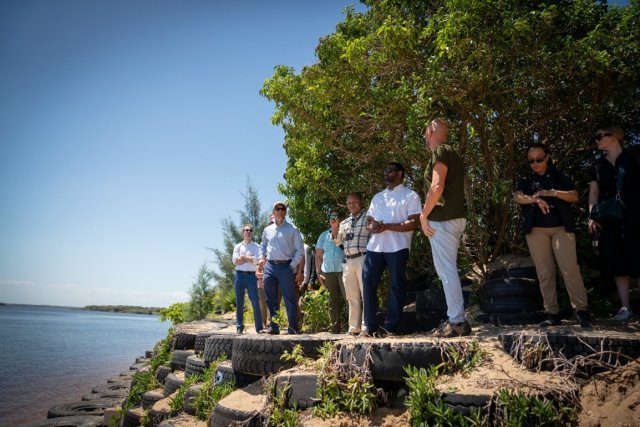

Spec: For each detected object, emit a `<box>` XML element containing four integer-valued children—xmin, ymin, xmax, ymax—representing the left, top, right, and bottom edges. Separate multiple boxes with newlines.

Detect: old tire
<box><xmin>339</xmin><ymin>341</ymin><xmax>443</xmax><ymax>383</ymax></box>
<box><xmin>215</xmin><ymin>360</ymin><xmax>261</xmax><ymax>388</ymax></box>
<box><xmin>210</xmin><ymin>382</ymin><xmax>264</xmax><ymax>427</ymax></box>
<box><xmin>141</xmin><ymin>388</ymin><xmax>165</xmax><ymax>409</ymax></box>
<box><xmin>185</xmin><ymin>355</ymin><xmax>206</xmax><ymax>378</ymax></box>
<box><xmin>91</xmin><ymin>382</ymin><xmax>130</xmax><ymax>394</ymax></box>
<box><xmin>24</xmin><ymin>415</ymin><xmax>103</xmax><ymax>427</ymax></box>
<box><xmin>171</xmin><ymin>349</ymin><xmax>195</xmax><ymax>371</ymax></box>
<box><xmin>183</xmin><ymin>384</ymin><xmax>202</xmax><ymax>415</ymax></box>
<box><xmin>232</xmin><ymin>334</ymin><xmax>335</xmax><ymax>377</ymax></box>
<box><xmin>47</xmin><ymin>400</ymin><xmax>118</xmax><ymax>418</ymax></box>
<box><xmin>479</xmin><ymin>277</ymin><xmax>541</xmax><ymax>298</ymax></box>
<box><xmin>195</xmin><ymin>332</ymin><xmax>219</xmax><ymax>354</ymax></box>
<box><xmin>164</xmin><ymin>372</ymin><xmax>185</xmax><ymax>397</ymax></box>
<box><xmin>122</xmin><ymin>406</ymin><xmax>146</xmax><ymax>427</ymax></box>
<box><xmin>155</xmin><ymin>365</ymin><xmax>172</xmax><ymax>384</ymax></box>
<box><xmin>488</xmin><ymin>266</ymin><xmax>537</xmax><ymax>280</ymax></box>
<box><xmin>171</xmin><ymin>332</ymin><xmax>197</xmax><ymax>350</ymax></box>
<box><xmin>203</xmin><ymin>334</ymin><xmax>237</xmax><ymax>364</ymax></box>
<box><xmin>480</xmin><ymin>296</ymin><xmax>543</xmax><ymax>313</ymax></box>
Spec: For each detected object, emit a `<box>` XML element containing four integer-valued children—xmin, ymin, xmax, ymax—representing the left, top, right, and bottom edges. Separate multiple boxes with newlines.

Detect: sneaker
<box><xmin>432</xmin><ymin>320</ymin><xmax>471</xmax><ymax>338</ymax></box>
<box><xmin>236</xmin><ymin>326</ymin><xmax>244</xmax><ymax>334</ymax></box>
<box><xmin>612</xmin><ymin>307</ymin><xmax>634</xmax><ymax>322</ymax></box>
<box><xmin>539</xmin><ymin>313</ymin><xmax>561</xmax><ymax>327</ymax></box>
<box><xmin>347</xmin><ymin>330</ymin><xmax>361</xmax><ymax>337</ymax></box>
<box><xmin>259</xmin><ymin>327</ymin><xmax>280</xmax><ymax>335</ymax></box>
<box><xmin>576</xmin><ymin>311</ymin><xmax>592</xmax><ymax>328</ymax></box>
<box><xmin>357</xmin><ymin>327</ymin><xmax>387</xmax><ymax>338</ymax></box>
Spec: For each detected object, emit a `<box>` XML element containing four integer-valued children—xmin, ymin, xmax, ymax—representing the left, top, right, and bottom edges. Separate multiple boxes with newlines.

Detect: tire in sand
<box><xmin>215</xmin><ymin>360</ymin><xmax>261</xmax><ymax>388</ymax></box>
<box><xmin>164</xmin><ymin>372</ymin><xmax>185</xmax><ymax>397</ymax></box>
<box><xmin>155</xmin><ymin>364</ymin><xmax>172</xmax><ymax>384</ymax></box>
<box><xmin>339</xmin><ymin>341</ymin><xmax>443</xmax><ymax>383</ymax></box>
<box><xmin>171</xmin><ymin>349</ymin><xmax>195</xmax><ymax>371</ymax></box>
<box><xmin>24</xmin><ymin>415</ymin><xmax>103</xmax><ymax>427</ymax></box>
<box><xmin>122</xmin><ymin>406</ymin><xmax>146</xmax><ymax>427</ymax></box>
<box><xmin>171</xmin><ymin>332</ymin><xmax>197</xmax><ymax>350</ymax></box>
<box><xmin>195</xmin><ymin>331</ymin><xmax>219</xmax><ymax>354</ymax></box>
<box><xmin>185</xmin><ymin>354</ymin><xmax>207</xmax><ymax>378</ymax></box>
<box><xmin>210</xmin><ymin>381</ymin><xmax>264</xmax><ymax>427</ymax></box>
<box><xmin>47</xmin><ymin>400</ymin><xmax>118</xmax><ymax>418</ymax></box>
<box><xmin>203</xmin><ymin>334</ymin><xmax>237</xmax><ymax>365</ymax></box>
<box><xmin>232</xmin><ymin>334</ymin><xmax>337</xmax><ymax>377</ymax></box>
<box><xmin>92</xmin><ymin>382</ymin><xmax>130</xmax><ymax>394</ymax></box>
<box><xmin>82</xmin><ymin>389</ymin><xmax>129</xmax><ymax>401</ymax></box>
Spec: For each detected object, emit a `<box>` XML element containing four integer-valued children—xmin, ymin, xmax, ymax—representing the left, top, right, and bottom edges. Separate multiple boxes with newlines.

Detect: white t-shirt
<box><xmin>366</xmin><ymin>184</ymin><xmax>422</xmax><ymax>253</ymax></box>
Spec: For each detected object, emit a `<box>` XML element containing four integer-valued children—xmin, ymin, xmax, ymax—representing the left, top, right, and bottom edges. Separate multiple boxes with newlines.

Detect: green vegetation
<box><xmin>261</xmin><ymin>0</ymin><xmax>640</xmax><ymax>287</ymax></box>
<box><xmin>491</xmin><ymin>389</ymin><xmax>579</xmax><ymax>426</ymax></box>
<box><xmin>266</xmin><ymin>381</ymin><xmax>300</xmax><ymax>427</ymax></box>
<box><xmin>123</xmin><ymin>370</ymin><xmax>158</xmax><ymax>411</ymax></box>
<box><xmin>169</xmin><ymin>373</ymin><xmax>202</xmax><ymax>413</ymax></box>
<box><xmin>193</xmin><ymin>356</ymin><xmax>236</xmax><ymax>421</ymax></box>
<box><xmin>159</xmin><ymin>303</ymin><xmax>187</xmax><ymax>326</ymax></box>
<box><xmin>83</xmin><ymin>305</ymin><xmax>163</xmax><ymax>315</ymax></box>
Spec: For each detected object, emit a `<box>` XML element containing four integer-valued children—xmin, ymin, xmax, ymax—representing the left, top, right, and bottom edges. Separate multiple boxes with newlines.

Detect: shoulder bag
<box><xmin>590</xmin><ymin>156</ymin><xmax>627</xmax><ymax>222</ymax></box>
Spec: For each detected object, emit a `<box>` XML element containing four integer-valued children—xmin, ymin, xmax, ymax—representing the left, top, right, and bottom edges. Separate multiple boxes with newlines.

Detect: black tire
<box><xmin>215</xmin><ymin>360</ymin><xmax>261</xmax><ymax>388</ymax></box>
<box><xmin>183</xmin><ymin>385</ymin><xmax>202</xmax><ymax>415</ymax></box>
<box><xmin>474</xmin><ymin>311</ymin><xmax>546</xmax><ymax>326</ymax></box>
<box><xmin>171</xmin><ymin>332</ymin><xmax>197</xmax><ymax>350</ymax></box>
<box><xmin>141</xmin><ymin>388</ymin><xmax>165</xmax><ymax>409</ymax></box>
<box><xmin>24</xmin><ymin>415</ymin><xmax>103</xmax><ymax>427</ymax></box>
<box><xmin>122</xmin><ymin>406</ymin><xmax>146</xmax><ymax>427</ymax></box>
<box><xmin>108</xmin><ymin>373</ymin><xmax>132</xmax><ymax>383</ymax></box>
<box><xmin>195</xmin><ymin>332</ymin><xmax>219</xmax><ymax>354</ymax></box>
<box><xmin>339</xmin><ymin>342</ymin><xmax>443</xmax><ymax>383</ymax></box>
<box><xmin>47</xmin><ymin>400</ymin><xmax>118</xmax><ymax>418</ymax></box>
<box><xmin>185</xmin><ymin>355</ymin><xmax>206</xmax><ymax>378</ymax></box>
<box><xmin>232</xmin><ymin>334</ymin><xmax>336</xmax><ymax>377</ymax></box>
<box><xmin>480</xmin><ymin>296</ymin><xmax>543</xmax><ymax>313</ymax></box>
<box><xmin>479</xmin><ymin>277</ymin><xmax>541</xmax><ymax>298</ymax></box>
<box><xmin>82</xmin><ymin>390</ymin><xmax>128</xmax><ymax>401</ymax></box>
<box><xmin>488</xmin><ymin>266</ymin><xmax>537</xmax><ymax>280</ymax></box>
<box><xmin>203</xmin><ymin>334</ymin><xmax>237</xmax><ymax>364</ymax></box>
<box><xmin>155</xmin><ymin>365</ymin><xmax>172</xmax><ymax>384</ymax></box>
<box><xmin>415</xmin><ymin>288</ymin><xmax>448</xmax><ymax>313</ymax></box>
<box><xmin>171</xmin><ymin>349</ymin><xmax>195</xmax><ymax>371</ymax></box>
<box><xmin>164</xmin><ymin>372</ymin><xmax>185</xmax><ymax>397</ymax></box>
<box><xmin>91</xmin><ymin>382</ymin><xmax>130</xmax><ymax>394</ymax></box>
<box><xmin>210</xmin><ymin>382</ymin><xmax>264</xmax><ymax>427</ymax></box>
<box><xmin>376</xmin><ymin>311</ymin><xmax>445</xmax><ymax>334</ymax></box>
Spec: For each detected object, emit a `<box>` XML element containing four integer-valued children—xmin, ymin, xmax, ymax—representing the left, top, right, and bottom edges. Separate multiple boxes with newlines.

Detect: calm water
<box><xmin>0</xmin><ymin>305</ymin><xmax>170</xmax><ymax>426</ymax></box>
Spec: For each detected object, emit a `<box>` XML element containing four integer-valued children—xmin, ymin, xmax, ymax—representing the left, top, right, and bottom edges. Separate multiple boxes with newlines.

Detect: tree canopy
<box><xmin>261</xmin><ymin>0</ymin><xmax>640</xmax><ymax>277</ymax></box>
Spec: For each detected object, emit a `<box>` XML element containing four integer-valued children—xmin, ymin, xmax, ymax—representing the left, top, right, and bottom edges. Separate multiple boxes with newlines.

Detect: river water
<box><xmin>0</xmin><ymin>304</ymin><xmax>170</xmax><ymax>426</ymax></box>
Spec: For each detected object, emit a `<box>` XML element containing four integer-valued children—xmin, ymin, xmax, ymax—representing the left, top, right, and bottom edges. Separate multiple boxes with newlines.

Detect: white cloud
<box><xmin>0</xmin><ymin>278</ymin><xmax>34</xmax><ymax>287</ymax></box>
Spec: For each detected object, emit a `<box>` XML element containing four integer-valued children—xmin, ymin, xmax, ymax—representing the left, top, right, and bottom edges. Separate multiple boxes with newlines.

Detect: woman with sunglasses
<box><xmin>513</xmin><ymin>143</ymin><xmax>591</xmax><ymax>327</ymax></box>
<box><xmin>588</xmin><ymin>126</ymin><xmax>640</xmax><ymax>322</ymax></box>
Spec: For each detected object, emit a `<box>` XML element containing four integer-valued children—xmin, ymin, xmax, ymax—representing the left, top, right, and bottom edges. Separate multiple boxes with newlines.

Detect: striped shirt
<box><xmin>333</xmin><ymin>210</ymin><xmax>370</xmax><ymax>256</ymax></box>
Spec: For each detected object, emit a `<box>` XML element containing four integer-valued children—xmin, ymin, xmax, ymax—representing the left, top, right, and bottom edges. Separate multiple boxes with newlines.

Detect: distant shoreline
<box><xmin>0</xmin><ymin>302</ymin><xmax>163</xmax><ymax>315</ymax></box>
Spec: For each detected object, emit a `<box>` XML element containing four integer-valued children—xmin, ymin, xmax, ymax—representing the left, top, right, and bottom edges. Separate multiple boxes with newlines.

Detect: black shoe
<box><xmin>358</xmin><ymin>327</ymin><xmax>387</xmax><ymax>338</ymax></box>
<box><xmin>236</xmin><ymin>327</ymin><xmax>244</xmax><ymax>334</ymax></box>
<box><xmin>432</xmin><ymin>320</ymin><xmax>471</xmax><ymax>338</ymax></box>
<box><xmin>539</xmin><ymin>313</ymin><xmax>561</xmax><ymax>327</ymax></box>
<box><xmin>576</xmin><ymin>311</ymin><xmax>592</xmax><ymax>328</ymax></box>
<box><xmin>259</xmin><ymin>327</ymin><xmax>279</xmax><ymax>335</ymax></box>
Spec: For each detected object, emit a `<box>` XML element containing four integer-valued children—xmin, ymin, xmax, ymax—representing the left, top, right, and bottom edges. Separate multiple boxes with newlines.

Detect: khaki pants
<box><xmin>342</xmin><ymin>256</ymin><xmax>365</xmax><ymax>333</ymax></box>
<box><xmin>526</xmin><ymin>227</ymin><xmax>588</xmax><ymax>314</ymax></box>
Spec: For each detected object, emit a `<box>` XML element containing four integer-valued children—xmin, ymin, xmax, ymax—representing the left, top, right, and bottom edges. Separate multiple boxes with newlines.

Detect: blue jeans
<box><xmin>263</xmin><ymin>261</ymin><xmax>298</xmax><ymax>334</ymax></box>
<box><xmin>234</xmin><ymin>271</ymin><xmax>263</xmax><ymax>333</ymax></box>
<box><xmin>362</xmin><ymin>249</ymin><xmax>409</xmax><ymax>333</ymax></box>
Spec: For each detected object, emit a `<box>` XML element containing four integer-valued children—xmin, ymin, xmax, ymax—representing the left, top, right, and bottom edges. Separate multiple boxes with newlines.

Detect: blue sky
<box><xmin>0</xmin><ymin>0</ymin><xmax>365</xmax><ymax>308</ymax></box>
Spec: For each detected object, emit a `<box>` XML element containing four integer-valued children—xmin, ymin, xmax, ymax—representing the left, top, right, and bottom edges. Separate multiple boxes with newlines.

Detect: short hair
<box><xmin>387</xmin><ymin>161</ymin><xmax>405</xmax><ymax>179</ymax></box>
<box><xmin>243</xmin><ymin>223</ymin><xmax>253</xmax><ymax>229</ymax></box>
<box><xmin>346</xmin><ymin>192</ymin><xmax>364</xmax><ymax>204</ymax></box>
<box><xmin>597</xmin><ymin>125</ymin><xmax>625</xmax><ymax>144</ymax></box>
<box><xmin>527</xmin><ymin>143</ymin><xmax>549</xmax><ymax>155</ymax></box>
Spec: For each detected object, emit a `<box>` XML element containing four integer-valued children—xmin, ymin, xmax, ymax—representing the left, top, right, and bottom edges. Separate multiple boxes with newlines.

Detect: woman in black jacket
<box><xmin>588</xmin><ymin>125</ymin><xmax>640</xmax><ymax>322</ymax></box>
<box><xmin>513</xmin><ymin>143</ymin><xmax>590</xmax><ymax>327</ymax></box>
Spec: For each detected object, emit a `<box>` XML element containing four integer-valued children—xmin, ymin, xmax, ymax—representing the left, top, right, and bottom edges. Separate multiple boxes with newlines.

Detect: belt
<box><xmin>236</xmin><ymin>270</ymin><xmax>256</xmax><ymax>275</ymax></box>
<box><xmin>344</xmin><ymin>252</ymin><xmax>365</xmax><ymax>259</ymax></box>
<box><xmin>269</xmin><ymin>259</ymin><xmax>291</xmax><ymax>265</ymax></box>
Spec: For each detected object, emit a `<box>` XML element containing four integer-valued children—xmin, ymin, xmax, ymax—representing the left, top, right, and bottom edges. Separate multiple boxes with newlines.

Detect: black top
<box><xmin>590</xmin><ymin>150</ymin><xmax>640</xmax><ymax>214</ymax></box>
<box><xmin>516</xmin><ymin>164</ymin><xmax>577</xmax><ymax>234</ymax></box>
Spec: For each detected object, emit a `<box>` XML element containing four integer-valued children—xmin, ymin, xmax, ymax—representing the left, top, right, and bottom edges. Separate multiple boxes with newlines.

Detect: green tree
<box><xmin>209</xmin><ymin>180</ymin><xmax>270</xmax><ymax>313</ymax></box>
<box><xmin>261</xmin><ymin>0</ymin><xmax>640</xmax><ymax>279</ymax></box>
<box><xmin>186</xmin><ymin>262</ymin><xmax>214</xmax><ymax>321</ymax></box>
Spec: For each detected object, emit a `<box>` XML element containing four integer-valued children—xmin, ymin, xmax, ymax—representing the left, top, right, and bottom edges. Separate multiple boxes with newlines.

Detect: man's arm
<box><xmin>232</xmin><ymin>244</ymin><xmax>245</xmax><ymax>266</ymax></box>
<box><xmin>420</xmin><ymin>161</ymin><xmax>447</xmax><ymax>236</ymax></box>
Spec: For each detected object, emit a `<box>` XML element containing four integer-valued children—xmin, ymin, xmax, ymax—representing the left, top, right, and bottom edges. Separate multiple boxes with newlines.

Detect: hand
<box><xmin>317</xmin><ymin>272</ymin><xmax>326</xmax><ymax>286</ymax></box>
<box><xmin>588</xmin><ymin>219</ymin><xmax>601</xmax><ymax>234</ymax></box>
<box><xmin>370</xmin><ymin>220</ymin><xmax>385</xmax><ymax>234</ymax></box>
<box><xmin>420</xmin><ymin>215</ymin><xmax>436</xmax><ymax>237</ymax></box>
<box><xmin>330</xmin><ymin>217</ymin><xmax>340</xmax><ymax>230</ymax></box>
<box><xmin>535</xmin><ymin>198</ymin><xmax>550</xmax><ymax>214</ymax></box>
<box><xmin>295</xmin><ymin>270</ymin><xmax>304</xmax><ymax>285</ymax></box>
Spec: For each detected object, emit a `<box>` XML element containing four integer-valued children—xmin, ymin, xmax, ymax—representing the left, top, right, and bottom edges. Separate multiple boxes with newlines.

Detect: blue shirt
<box><xmin>259</xmin><ymin>220</ymin><xmax>304</xmax><ymax>269</ymax></box>
<box><xmin>316</xmin><ymin>229</ymin><xmax>344</xmax><ymax>273</ymax></box>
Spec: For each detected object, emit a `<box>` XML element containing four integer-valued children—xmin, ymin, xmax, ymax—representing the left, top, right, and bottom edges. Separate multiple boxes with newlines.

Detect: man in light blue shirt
<box><xmin>232</xmin><ymin>224</ymin><xmax>263</xmax><ymax>334</ymax></box>
<box><xmin>258</xmin><ymin>201</ymin><xmax>304</xmax><ymax>334</ymax></box>
<box><xmin>315</xmin><ymin>209</ymin><xmax>346</xmax><ymax>333</ymax></box>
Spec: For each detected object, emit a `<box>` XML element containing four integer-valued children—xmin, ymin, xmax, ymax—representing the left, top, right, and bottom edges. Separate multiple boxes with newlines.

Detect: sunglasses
<box><xmin>274</xmin><ymin>207</ymin><xmax>286</xmax><ymax>212</ymax></box>
<box><xmin>595</xmin><ymin>132</ymin><xmax>613</xmax><ymax>141</ymax></box>
<box><xmin>527</xmin><ymin>157</ymin><xmax>546</xmax><ymax>164</ymax></box>
<box><xmin>244</xmin><ymin>229</ymin><xmax>253</xmax><ymax>232</ymax></box>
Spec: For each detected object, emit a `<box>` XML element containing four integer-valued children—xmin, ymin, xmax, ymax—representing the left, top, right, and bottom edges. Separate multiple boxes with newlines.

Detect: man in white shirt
<box><xmin>361</xmin><ymin>162</ymin><xmax>421</xmax><ymax>337</ymax></box>
<box><xmin>232</xmin><ymin>224</ymin><xmax>263</xmax><ymax>334</ymax></box>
